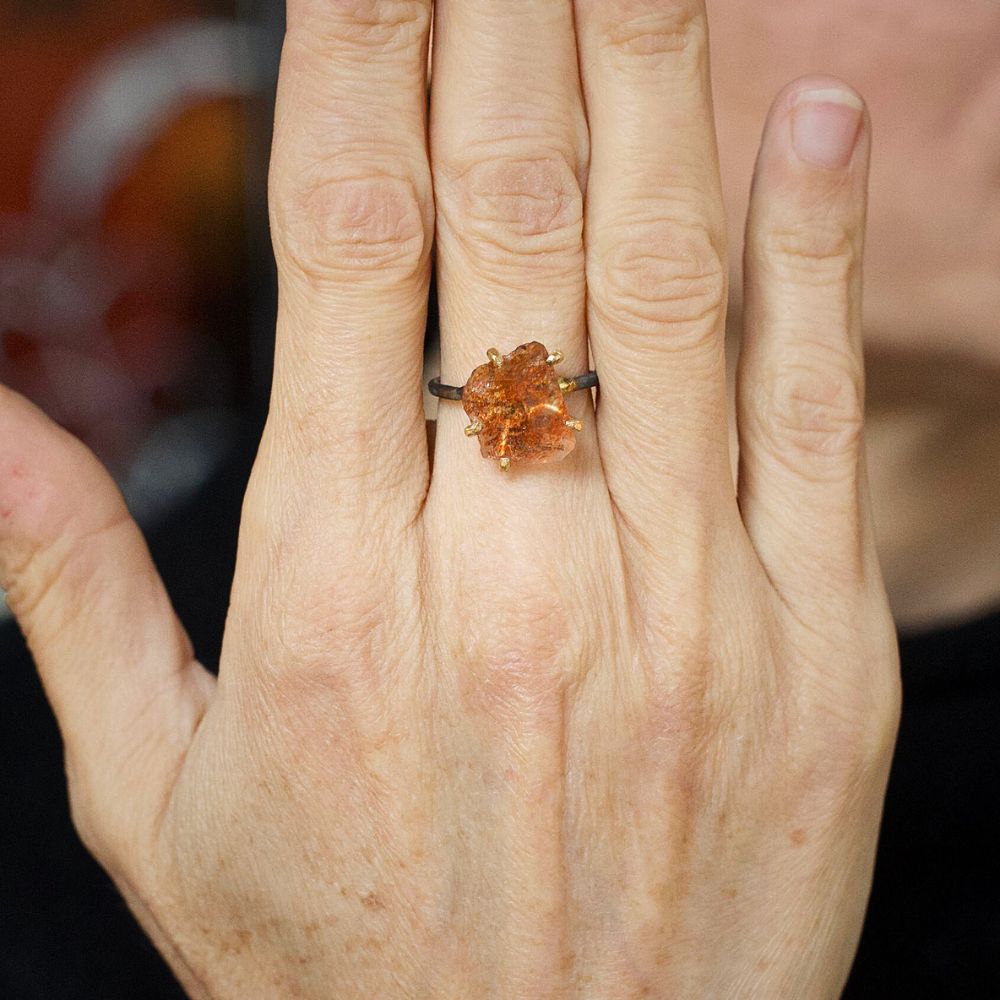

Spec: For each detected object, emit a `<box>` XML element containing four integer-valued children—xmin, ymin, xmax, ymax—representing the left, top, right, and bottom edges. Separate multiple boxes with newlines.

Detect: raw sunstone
<box><xmin>461</xmin><ymin>342</ymin><xmax>577</xmax><ymax>467</ymax></box>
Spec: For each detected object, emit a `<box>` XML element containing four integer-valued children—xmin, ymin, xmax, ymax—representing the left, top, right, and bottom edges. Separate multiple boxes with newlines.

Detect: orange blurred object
<box><xmin>0</xmin><ymin>1</ymin><xmax>251</xmax><ymax>475</ymax></box>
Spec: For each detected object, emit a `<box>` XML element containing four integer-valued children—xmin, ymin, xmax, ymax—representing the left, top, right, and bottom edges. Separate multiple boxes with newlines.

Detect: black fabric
<box><xmin>1</xmin><ymin>440</ymin><xmax>998</xmax><ymax>997</ymax></box>
<box><xmin>844</xmin><ymin>606</ymin><xmax>1000</xmax><ymax>998</ymax></box>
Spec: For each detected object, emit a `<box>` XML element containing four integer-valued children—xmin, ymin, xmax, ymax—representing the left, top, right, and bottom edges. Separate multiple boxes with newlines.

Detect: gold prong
<box><xmin>566</xmin><ymin>418</ymin><xmax>583</xmax><ymax>432</ymax></box>
<box><xmin>464</xmin><ymin>420</ymin><xmax>483</xmax><ymax>437</ymax></box>
<box><xmin>558</xmin><ymin>376</ymin><xmax>577</xmax><ymax>394</ymax></box>
<box><xmin>499</xmin><ymin>456</ymin><xmax>512</xmax><ymax>471</ymax></box>
<box><xmin>546</xmin><ymin>350</ymin><xmax>564</xmax><ymax>365</ymax></box>
<box><xmin>487</xmin><ymin>347</ymin><xmax>502</xmax><ymax>368</ymax></box>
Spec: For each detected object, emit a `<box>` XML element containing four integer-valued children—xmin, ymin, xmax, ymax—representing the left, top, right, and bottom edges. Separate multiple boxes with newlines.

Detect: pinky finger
<box><xmin>737</xmin><ymin>77</ymin><xmax>876</xmax><ymax>612</ymax></box>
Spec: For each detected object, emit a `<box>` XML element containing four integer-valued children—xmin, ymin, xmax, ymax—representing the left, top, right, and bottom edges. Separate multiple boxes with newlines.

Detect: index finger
<box><xmin>232</xmin><ymin>1</ymin><xmax>435</xmax><ymax>670</ymax></box>
<box><xmin>264</xmin><ymin>0</ymin><xmax>434</xmax><ymax>501</ymax></box>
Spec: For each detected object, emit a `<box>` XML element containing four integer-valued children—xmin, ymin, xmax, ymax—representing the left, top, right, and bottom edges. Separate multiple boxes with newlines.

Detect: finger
<box><xmin>232</xmin><ymin>1</ymin><xmax>435</xmax><ymax>671</ymax></box>
<box><xmin>0</xmin><ymin>387</ymin><xmax>212</xmax><ymax>868</ymax></box>
<box><xmin>737</xmin><ymin>77</ymin><xmax>874</xmax><ymax>608</ymax></box>
<box><xmin>428</xmin><ymin>0</ymin><xmax>592</xmax><ymax>484</ymax></box>
<box><xmin>574</xmin><ymin>0</ymin><xmax>732</xmax><ymax>537</ymax></box>
<box><xmin>264</xmin><ymin>0</ymin><xmax>434</xmax><ymax>503</ymax></box>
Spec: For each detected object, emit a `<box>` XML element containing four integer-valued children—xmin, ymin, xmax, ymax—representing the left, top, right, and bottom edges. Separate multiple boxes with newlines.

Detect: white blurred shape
<box><xmin>35</xmin><ymin>18</ymin><xmax>268</xmax><ymax>225</ymax></box>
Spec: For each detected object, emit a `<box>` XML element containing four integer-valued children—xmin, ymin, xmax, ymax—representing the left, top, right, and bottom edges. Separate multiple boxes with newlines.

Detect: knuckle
<box><xmin>66</xmin><ymin>762</ymin><xmax>133</xmax><ymax>876</ymax></box>
<box><xmin>281</xmin><ymin>584</ymin><xmax>386</xmax><ymax>670</ymax></box>
<box><xmin>864</xmin><ymin>673</ymin><xmax>904</xmax><ymax>763</ymax></box>
<box><xmin>287</xmin><ymin>0</ymin><xmax>429</xmax><ymax>53</ymax></box>
<box><xmin>764</xmin><ymin>361</ymin><xmax>864</xmax><ymax>468</ymax></box>
<box><xmin>0</xmin><ymin>434</ymin><xmax>124</xmax><ymax>616</ymax></box>
<box><xmin>270</xmin><ymin>169</ymin><xmax>429</xmax><ymax>286</ymax></box>
<box><xmin>852</xmin><ymin>635</ymin><xmax>904</xmax><ymax>770</ymax></box>
<box><xmin>439</xmin><ymin>153</ymin><xmax>584</xmax><ymax>264</ymax></box>
<box><xmin>262</xmin><ymin>559</ymin><xmax>404</xmax><ymax>704</ymax></box>
<box><xmin>801</xmin><ymin>671</ymin><xmax>902</xmax><ymax>790</ymax></box>
<box><xmin>67</xmin><ymin>782</ymin><xmax>108</xmax><ymax>864</ymax></box>
<box><xmin>457</xmin><ymin>581</ymin><xmax>579</xmax><ymax>730</ymax></box>
<box><xmin>7</xmin><ymin>514</ymin><xmax>131</xmax><ymax>631</ymax></box>
<box><xmin>869</xmin><ymin>674</ymin><xmax>903</xmax><ymax>764</ymax></box>
<box><xmin>590</xmin><ymin>218</ymin><xmax>726</xmax><ymax>349</ymax></box>
<box><xmin>598</xmin><ymin>1</ymin><xmax>705</xmax><ymax>62</ymax></box>
<box><xmin>758</xmin><ymin>220</ymin><xmax>858</xmax><ymax>288</ymax></box>
<box><xmin>786</xmin><ymin>615</ymin><xmax>902</xmax><ymax>793</ymax></box>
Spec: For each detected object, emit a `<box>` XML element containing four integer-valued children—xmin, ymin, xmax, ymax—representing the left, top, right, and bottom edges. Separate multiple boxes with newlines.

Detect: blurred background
<box><xmin>0</xmin><ymin>0</ymin><xmax>275</xmax><ymax>536</ymax></box>
<box><xmin>0</xmin><ymin>2</ymin><xmax>277</xmax><ymax>995</ymax></box>
<box><xmin>0</xmin><ymin>2</ymin><xmax>997</xmax><ymax>998</ymax></box>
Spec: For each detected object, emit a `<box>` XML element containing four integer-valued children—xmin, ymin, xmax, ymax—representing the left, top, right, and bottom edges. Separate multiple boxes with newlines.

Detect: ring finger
<box><xmin>575</xmin><ymin>0</ymin><xmax>735</xmax><ymax>583</ymax></box>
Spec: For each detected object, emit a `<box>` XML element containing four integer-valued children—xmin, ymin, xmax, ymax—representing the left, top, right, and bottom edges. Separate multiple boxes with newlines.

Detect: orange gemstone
<box><xmin>462</xmin><ymin>342</ymin><xmax>576</xmax><ymax>465</ymax></box>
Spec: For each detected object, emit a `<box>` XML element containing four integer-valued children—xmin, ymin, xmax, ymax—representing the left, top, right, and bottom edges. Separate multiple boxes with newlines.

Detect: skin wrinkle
<box><xmin>458</xmin><ymin>157</ymin><xmax>583</xmax><ymax>238</ymax></box>
<box><xmin>436</xmin><ymin>159</ymin><xmax>585</xmax><ymax>271</ymax></box>
<box><xmin>272</xmin><ymin>172</ymin><xmax>430</xmax><ymax>287</ymax></box>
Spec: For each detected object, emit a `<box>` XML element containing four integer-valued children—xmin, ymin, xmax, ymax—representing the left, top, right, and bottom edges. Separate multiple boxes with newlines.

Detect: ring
<box><xmin>428</xmin><ymin>341</ymin><xmax>599</xmax><ymax>470</ymax></box>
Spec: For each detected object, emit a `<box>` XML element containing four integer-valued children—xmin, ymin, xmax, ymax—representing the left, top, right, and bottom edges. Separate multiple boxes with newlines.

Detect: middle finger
<box><xmin>428</xmin><ymin>0</ymin><xmax>591</xmax><ymax>490</ymax></box>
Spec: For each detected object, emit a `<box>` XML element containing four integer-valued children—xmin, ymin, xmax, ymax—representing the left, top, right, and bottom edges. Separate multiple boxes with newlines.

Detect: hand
<box><xmin>0</xmin><ymin>1</ymin><xmax>900</xmax><ymax>996</ymax></box>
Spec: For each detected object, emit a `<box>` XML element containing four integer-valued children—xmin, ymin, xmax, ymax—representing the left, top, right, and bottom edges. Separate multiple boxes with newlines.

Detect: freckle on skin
<box><xmin>220</xmin><ymin>928</ymin><xmax>251</xmax><ymax>955</ymax></box>
<box><xmin>789</xmin><ymin>827</ymin><xmax>807</xmax><ymax>846</ymax></box>
<box><xmin>362</xmin><ymin>891</ymin><xmax>384</xmax><ymax>910</ymax></box>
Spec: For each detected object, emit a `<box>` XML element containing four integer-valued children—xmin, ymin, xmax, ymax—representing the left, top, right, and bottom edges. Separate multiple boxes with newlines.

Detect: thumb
<box><xmin>0</xmin><ymin>386</ymin><xmax>214</xmax><ymax>867</ymax></box>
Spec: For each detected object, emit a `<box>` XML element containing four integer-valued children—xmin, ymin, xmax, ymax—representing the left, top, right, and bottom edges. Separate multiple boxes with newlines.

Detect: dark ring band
<box><xmin>428</xmin><ymin>370</ymin><xmax>599</xmax><ymax>401</ymax></box>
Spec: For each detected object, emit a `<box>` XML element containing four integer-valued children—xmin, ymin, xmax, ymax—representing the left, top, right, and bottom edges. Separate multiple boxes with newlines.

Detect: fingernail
<box><xmin>791</xmin><ymin>88</ymin><xmax>863</xmax><ymax>169</ymax></box>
